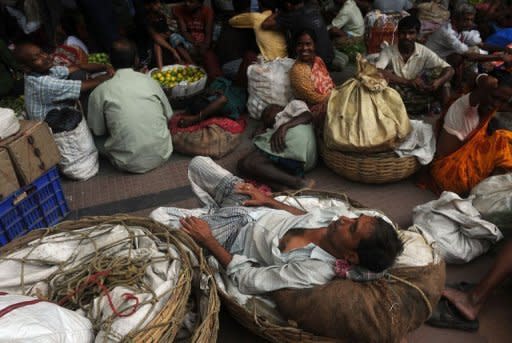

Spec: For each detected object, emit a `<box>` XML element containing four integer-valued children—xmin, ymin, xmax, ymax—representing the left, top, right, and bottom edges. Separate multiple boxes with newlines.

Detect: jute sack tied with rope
<box><xmin>272</xmin><ymin>261</ymin><xmax>445</xmax><ymax>343</ymax></box>
<box><xmin>323</xmin><ymin>54</ymin><xmax>411</xmax><ymax>153</ymax></box>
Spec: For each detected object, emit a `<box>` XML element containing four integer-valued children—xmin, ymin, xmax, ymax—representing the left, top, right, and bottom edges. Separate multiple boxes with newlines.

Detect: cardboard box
<box><xmin>0</xmin><ymin>120</ymin><xmax>61</xmax><ymax>186</ymax></box>
<box><xmin>0</xmin><ymin>148</ymin><xmax>20</xmax><ymax>199</ymax></box>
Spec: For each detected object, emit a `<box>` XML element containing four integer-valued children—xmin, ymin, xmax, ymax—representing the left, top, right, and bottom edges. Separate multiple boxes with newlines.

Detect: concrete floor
<box><xmin>60</xmin><ymin>117</ymin><xmax>512</xmax><ymax>343</ymax></box>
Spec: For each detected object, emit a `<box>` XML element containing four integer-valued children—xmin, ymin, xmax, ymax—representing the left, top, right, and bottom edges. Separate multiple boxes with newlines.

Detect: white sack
<box><xmin>412</xmin><ymin>191</ymin><xmax>503</xmax><ymax>263</ymax></box>
<box><xmin>470</xmin><ymin>173</ymin><xmax>512</xmax><ymax>227</ymax></box>
<box><xmin>0</xmin><ymin>107</ymin><xmax>20</xmax><ymax>139</ymax></box>
<box><xmin>0</xmin><ymin>294</ymin><xmax>93</xmax><ymax>343</ymax></box>
<box><xmin>53</xmin><ymin>117</ymin><xmax>99</xmax><ymax>181</ymax></box>
<box><xmin>394</xmin><ymin>119</ymin><xmax>436</xmax><ymax>165</ymax></box>
<box><xmin>247</xmin><ymin>58</ymin><xmax>295</xmax><ymax>119</ymax></box>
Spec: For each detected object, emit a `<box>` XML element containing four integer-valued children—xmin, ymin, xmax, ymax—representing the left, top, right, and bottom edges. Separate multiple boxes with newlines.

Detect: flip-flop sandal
<box><xmin>426</xmin><ymin>298</ymin><xmax>479</xmax><ymax>332</ymax></box>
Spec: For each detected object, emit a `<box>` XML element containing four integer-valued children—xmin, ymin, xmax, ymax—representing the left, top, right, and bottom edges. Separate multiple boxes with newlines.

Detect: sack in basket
<box><xmin>273</xmin><ymin>261</ymin><xmax>445</xmax><ymax>343</ymax></box>
<box><xmin>171</xmin><ymin>118</ymin><xmax>243</xmax><ymax>159</ymax></box>
<box><xmin>247</xmin><ymin>58</ymin><xmax>295</xmax><ymax>119</ymax></box>
<box><xmin>323</xmin><ymin>54</ymin><xmax>411</xmax><ymax>153</ymax></box>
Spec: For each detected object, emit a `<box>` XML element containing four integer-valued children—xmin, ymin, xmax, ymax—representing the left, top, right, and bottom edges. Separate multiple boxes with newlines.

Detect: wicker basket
<box><xmin>0</xmin><ymin>215</ymin><xmax>219</xmax><ymax>343</ymax></box>
<box><xmin>218</xmin><ymin>190</ymin><xmax>365</xmax><ymax>343</ymax></box>
<box><xmin>319</xmin><ymin>140</ymin><xmax>421</xmax><ymax>184</ymax></box>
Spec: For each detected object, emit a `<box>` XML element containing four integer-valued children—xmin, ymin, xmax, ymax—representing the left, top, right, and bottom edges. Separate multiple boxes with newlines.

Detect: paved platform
<box><xmin>61</xmin><ymin>118</ymin><xmax>511</xmax><ymax>343</ymax></box>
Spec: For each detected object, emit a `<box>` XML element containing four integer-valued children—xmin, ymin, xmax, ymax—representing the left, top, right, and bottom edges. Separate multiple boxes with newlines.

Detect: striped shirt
<box><xmin>24</xmin><ymin>66</ymin><xmax>81</xmax><ymax>121</ymax></box>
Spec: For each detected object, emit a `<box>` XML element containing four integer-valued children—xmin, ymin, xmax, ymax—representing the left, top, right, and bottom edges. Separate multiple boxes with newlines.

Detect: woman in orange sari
<box><xmin>430</xmin><ymin>77</ymin><xmax>512</xmax><ymax>196</ymax></box>
<box><xmin>288</xmin><ymin>29</ymin><xmax>335</xmax><ymax>129</ymax></box>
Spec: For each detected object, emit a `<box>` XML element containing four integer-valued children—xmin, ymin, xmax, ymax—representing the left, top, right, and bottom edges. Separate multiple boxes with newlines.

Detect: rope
<box><xmin>386</xmin><ymin>273</ymin><xmax>433</xmax><ymax>318</ymax></box>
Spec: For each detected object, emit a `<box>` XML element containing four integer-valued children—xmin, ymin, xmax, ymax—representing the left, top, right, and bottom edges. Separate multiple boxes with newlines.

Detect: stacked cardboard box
<box><xmin>0</xmin><ymin>120</ymin><xmax>61</xmax><ymax>199</ymax></box>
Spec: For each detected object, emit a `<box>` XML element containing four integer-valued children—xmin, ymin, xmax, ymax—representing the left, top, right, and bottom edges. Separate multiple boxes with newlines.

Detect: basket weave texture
<box><xmin>319</xmin><ymin>140</ymin><xmax>420</xmax><ymax>184</ymax></box>
<box><xmin>0</xmin><ymin>215</ymin><xmax>219</xmax><ymax>343</ymax></box>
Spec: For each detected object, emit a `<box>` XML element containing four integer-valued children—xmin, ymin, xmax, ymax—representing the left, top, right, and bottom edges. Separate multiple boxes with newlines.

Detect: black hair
<box><xmin>234</xmin><ymin>0</ymin><xmax>251</xmax><ymax>12</ymax></box>
<box><xmin>260</xmin><ymin>0</ymin><xmax>278</xmax><ymax>10</ymax></box>
<box><xmin>144</xmin><ymin>0</ymin><xmax>160</xmax><ymax>4</ymax></box>
<box><xmin>356</xmin><ymin>217</ymin><xmax>404</xmax><ymax>273</ymax></box>
<box><xmin>110</xmin><ymin>39</ymin><xmax>137</xmax><ymax>69</ymax></box>
<box><xmin>293</xmin><ymin>27</ymin><xmax>317</xmax><ymax>45</ymax></box>
<box><xmin>285</xmin><ymin>0</ymin><xmax>304</xmax><ymax>5</ymax></box>
<box><xmin>397</xmin><ymin>15</ymin><xmax>421</xmax><ymax>33</ymax></box>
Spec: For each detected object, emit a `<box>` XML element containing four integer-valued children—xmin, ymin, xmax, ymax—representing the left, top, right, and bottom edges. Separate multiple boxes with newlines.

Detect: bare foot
<box><xmin>442</xmin><ymin>288</ymin><xmax>480</xmax><ymax>321</ymax></box>
<box><xmin>178</xmin><ymin>114</ymin><xmax>201</xmax><ymax>128</ymax></box>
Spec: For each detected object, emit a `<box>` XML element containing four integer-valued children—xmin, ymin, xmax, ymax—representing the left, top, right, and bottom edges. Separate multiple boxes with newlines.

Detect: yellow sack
<box><xmin>324</xmin><ymin>54</ymin><xmax>411</xmax><ymax>153</ymax></box>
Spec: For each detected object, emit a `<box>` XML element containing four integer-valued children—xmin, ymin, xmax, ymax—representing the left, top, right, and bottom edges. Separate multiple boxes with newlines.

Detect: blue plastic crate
<box><xmin>0</xmin><ymin>167</ymin><xmax>69</xmax><ymax>246</ymax></box>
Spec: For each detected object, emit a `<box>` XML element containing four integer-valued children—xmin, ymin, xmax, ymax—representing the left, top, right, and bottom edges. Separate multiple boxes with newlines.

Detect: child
<box><xmin>173</xmin><ymin>0</ymin><xmax>222</xmax><ymax>78</ymax></box>
<box><xmin>14</xmin><ymin>42</ymin><xmax>112</xmax><ymax>121</ymax></box>
<box><xmin>144</xmin><ymin>0</ymin><xmax>193</xmax><ymax>69</ymax></box>
<box><xmin>238</xmin><ymin>100</ymin><xmax>317</xmax><ymax>190</ymax></box>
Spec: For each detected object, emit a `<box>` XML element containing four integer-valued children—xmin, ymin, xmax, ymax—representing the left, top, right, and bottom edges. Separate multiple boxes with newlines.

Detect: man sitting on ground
<box><xmin>172</xmin><ymin>156</ymin><xmax>404</xmax><ymax>294</ymax></box>
<box><xmin>430</xmin><ymin>74</ymin><xmax>512</xmax><ymax>195</ymax></box>
<box><xmin>375</xmin><ymin>16</ymin><xmax>454</xmax><ymax>115</ymax></box>
<box><xmin>14</xmin><ymin>42</ymin><xmax>112</xmax><ymax>121</ymax></box>
<box><xmin>328</xmin><ymin>0</ymin><xmax>365</xmax><ymax>63</ymax></box>
<box><xmin>87</xmin><ymin>39</ymin><xmax>174</xmax><ymax>174</ymax></box>
<box><xmin>426</xmin><ymin>3</ymin><xmax>505</xmax><ymax>88</ymax></box>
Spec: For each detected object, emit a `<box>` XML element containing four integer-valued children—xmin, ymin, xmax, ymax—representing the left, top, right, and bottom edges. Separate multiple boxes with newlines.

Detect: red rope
<box><xmin>58</xmin><ymin>270</ymin><xmax>139</xmax><ymax>317</ymax></box>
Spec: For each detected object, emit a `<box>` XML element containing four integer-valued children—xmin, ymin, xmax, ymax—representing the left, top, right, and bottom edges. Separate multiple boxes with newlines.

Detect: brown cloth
<box><xmin>172</xmin><ymin>125</ymin><xmax>241</xmax><ymax>159</ymax></box>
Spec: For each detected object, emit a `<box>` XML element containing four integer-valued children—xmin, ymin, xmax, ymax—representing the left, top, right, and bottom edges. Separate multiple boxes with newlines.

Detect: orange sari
<box><xmin>430</xmin><ymin>111</ymin><xmax>512</xmax><ymax>195</ymax></box>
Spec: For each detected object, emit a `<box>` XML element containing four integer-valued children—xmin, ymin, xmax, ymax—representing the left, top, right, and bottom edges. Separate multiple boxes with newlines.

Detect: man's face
<box><xmin>327</xmin><ymin>215</ymin><xmax>376</xmax><ymax>262</ymax></box>
<box><xmin>145</xmin><ymin>1</ymin><xmax>161</xmax><ymax>12</ymax></box>
<box><xmin>485</xmin><ymin>86</ymin><xmax>512</xmax><ymax>111</ymax></box>
<box><xmin>456</xmin><ymin>14</ymin><xmax>475</xmax><ymax>31</ymax></box>
<box><xmin>19</xmin><ymin>44</ymin><xmax>53</xmax><ymax>74</ymax></box>
<box><xmin>397</xmin><ymin>28</ymin><xmax>417</xmax><ymax>54</ymax></box>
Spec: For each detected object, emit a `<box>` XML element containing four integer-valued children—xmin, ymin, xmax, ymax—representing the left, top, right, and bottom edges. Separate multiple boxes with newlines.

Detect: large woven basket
<box><xmin>218</xmin><ymin>190</ymin><xmax>365</xmax><ymax>343</ymax></box>
<box><xmin>0</xmin><ymin>215</ymin><xmax>219</xmax><ymax>343</ymax></box>
<box><xmin>319</xmin><ymin>140</ymin><xmax>421</xmax><ymax>184</ymax></box>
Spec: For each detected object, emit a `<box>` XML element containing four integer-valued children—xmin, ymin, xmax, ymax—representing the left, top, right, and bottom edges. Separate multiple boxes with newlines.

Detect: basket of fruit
<box><xmin>88</xmin><ymin>52</ymin><xmax>110</xmax><ymax>64</ymax></box>
<box><xmin>149</xmin><ymin>64</ymin><xmax>207</xmax><ymax>100</ymax></box>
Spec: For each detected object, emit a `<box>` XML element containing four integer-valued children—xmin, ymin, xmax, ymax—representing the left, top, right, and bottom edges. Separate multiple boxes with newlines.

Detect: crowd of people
<box><xmin>1</xmin><ymin>0</ymin><xmax>512</xmax><ymax>335</ymax></box>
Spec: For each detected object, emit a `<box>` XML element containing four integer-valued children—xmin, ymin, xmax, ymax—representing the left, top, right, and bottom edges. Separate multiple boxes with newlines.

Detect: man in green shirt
<box><xmin>88</xmin><ymin>39</ymin><xmax>174</xmax><ymax>173</ymax></box>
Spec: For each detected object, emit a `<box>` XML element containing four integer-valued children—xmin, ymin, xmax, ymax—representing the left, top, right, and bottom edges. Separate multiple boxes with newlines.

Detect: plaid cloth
<box><xmin>24</xmin><ymin>66</ymin><xmax>81</xmax><ymax>121</ymax></box>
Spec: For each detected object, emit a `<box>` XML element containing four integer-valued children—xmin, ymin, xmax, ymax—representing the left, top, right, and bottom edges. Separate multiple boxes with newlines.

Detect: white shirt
<box><xmin>328</xmin><ymin>0</ymin><xmax>364</xmax><ymax>37</ymax></box>
<box><xmin>443</xmin><ymin>93</ymin><xmax>480</xmax><ymax>141</ymax></box>
<box><xmin>426</xmin><ymin>22</ymin><xmax>474</xmax><ymax>59</ymax></box>
<box><xmin>375</xmin><ymin>42</ymin><xmax>450</xmax><ymax>79</ymax></box>
<box><xmin>226</xmin><ymin>207</ymin><xmax>340</xmax><ymax>295</ymax></box>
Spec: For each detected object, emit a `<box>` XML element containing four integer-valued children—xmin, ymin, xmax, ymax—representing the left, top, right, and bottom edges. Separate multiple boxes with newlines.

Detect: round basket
<box><xmin>0</xmin><ymin>215</ymin><xmax>219</xmax><ymax>343</ymax></box>
<box><xmin>319</xmin><ymin>140</ymin><xmax>421</xmax><ymax>184</ymax></box>
<box><xmin>148</xmin><ymin>64</ymin><xmax>207</xmax><ymax>100</ymax></box>
<box><xmin>217</xmin><ymin>190</ymin><xmax>365</xmax><ymax>343</ymax></box>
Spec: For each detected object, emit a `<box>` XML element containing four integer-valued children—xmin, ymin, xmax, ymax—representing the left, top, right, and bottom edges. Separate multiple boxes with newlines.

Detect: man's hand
<box><xmin>180</xmin><ymin>216</ymin><xmax>216</xmax><ymax>247</ymax></box>
<box><xmin>329</xmin><ymin>27</ymin><xmax>346</xmax><ymax>38</ymax></box>
<box><xmin>270</xmin><ymin>126</ymin><xmax>287</xmax><ymax>153</ymax></box>
<box><xmin>411</xmin><ymin>76</ymin><xmax>428</xmax><ymax>91</ymax></box>
<box><xmin>235</xmin><ymin>183</ymin><xmax>273</xmax><ymax>207</ymax></box>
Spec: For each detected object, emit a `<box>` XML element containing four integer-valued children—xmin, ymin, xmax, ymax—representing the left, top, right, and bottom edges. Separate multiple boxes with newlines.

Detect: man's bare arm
<box><xmin>235</xmin><ymin>183</ymin><xmax>306</xmax><ymax>215</ymax></box>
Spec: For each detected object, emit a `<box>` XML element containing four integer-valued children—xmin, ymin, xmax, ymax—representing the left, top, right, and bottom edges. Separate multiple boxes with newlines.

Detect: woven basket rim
<box><xmin>0</xmin><ymin>215</ymin><xmax>220</xmax><ymax>343</ymax></box>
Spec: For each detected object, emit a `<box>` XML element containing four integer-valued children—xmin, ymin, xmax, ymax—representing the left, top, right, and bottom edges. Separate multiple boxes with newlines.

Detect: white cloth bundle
<box><xmin>0</xmin><ymin>107</ymin><xmax>20</xmax><ymax>139</ymax></box>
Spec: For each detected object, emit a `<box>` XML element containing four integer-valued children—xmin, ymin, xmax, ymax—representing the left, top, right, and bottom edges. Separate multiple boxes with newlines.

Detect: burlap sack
<box><xmin>272</xmin><ymin>262</ymin><xmax>445</xmax><ymax>343</ymax></box>
<box><xmin>323</xmin><ymin>54</ymin><xmax>411</xmax><ymax>153</ymax></box>
<box><xmin>172</xmin><ymin>125</ymin><xmax>241</xmax><ymax>159</ymax></box>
